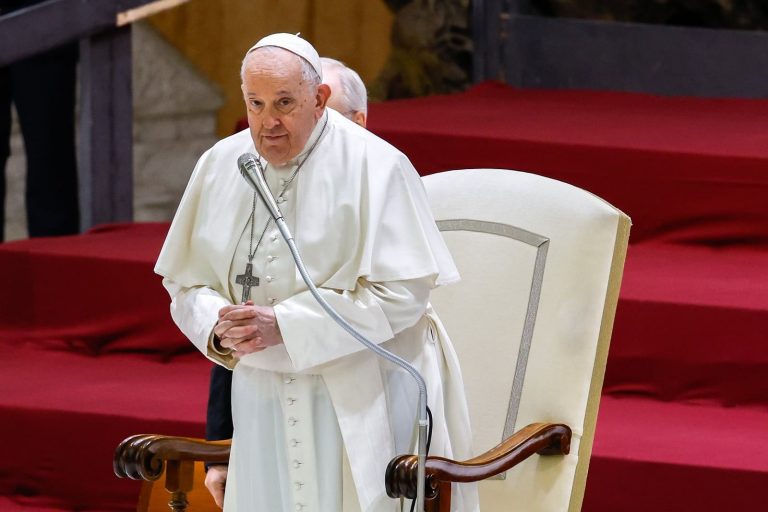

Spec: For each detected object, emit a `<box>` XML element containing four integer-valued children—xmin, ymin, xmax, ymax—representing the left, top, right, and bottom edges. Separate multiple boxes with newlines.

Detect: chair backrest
<box><xmin>425</xmin><ymin>169</ymin><xmax>629</xmax><ymax>511</ymax></box>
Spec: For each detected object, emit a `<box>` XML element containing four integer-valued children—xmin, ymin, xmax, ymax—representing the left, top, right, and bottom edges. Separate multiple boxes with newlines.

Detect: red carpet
<box><xmin>0</xmin><ymin>224</ymin><xmax>205</xmax><ymax>511</ymax></box>
<box><xmin>2</xmin><ymin>225</ymin><xmax>766</xmax><ymax>510</ymax></box>
<box><xmin>3</xmin><ymin>83</ymin><xmax>768</xmax><ymax>510</ymax></box>
<box><xmin>0</xmin><ymin>223</ymin><xmax>187</xmax><ymax>358</ymax></box>
<box><xmin>368</xmin><ymin>82</ymin><xmax>768</xmax><ymax>246</ymax></box>
<box><xmin>0</xmin><ymin>345</ymin><xmax>208</xmax><ymax>511</ymax></box>
<box><xmin>586</xmin><ymin>396</ymin><xmax>768</xmax><ymax>511</ymax></box>
<box><xmin>606</xmin><ymin>243</ymin><xmax>768</xmax><ymax>407</ymax></box>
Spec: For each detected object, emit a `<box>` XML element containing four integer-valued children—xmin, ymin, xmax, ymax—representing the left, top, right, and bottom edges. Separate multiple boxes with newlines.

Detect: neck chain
<box><xmin>236</xmin><ymin>117</ymin><xmax>327</xmax><ymax>303</ymax></box>
<box><xmin>245</xmin><ymin>159</ymin><xmax>298</xmax><ymax>262</ymax></box>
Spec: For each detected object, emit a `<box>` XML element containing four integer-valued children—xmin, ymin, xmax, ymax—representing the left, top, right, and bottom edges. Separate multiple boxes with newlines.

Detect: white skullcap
<box><xmin>247</xmin><ymin>33</ymin><xmax>323</xmax><ymax>81</ymax></box>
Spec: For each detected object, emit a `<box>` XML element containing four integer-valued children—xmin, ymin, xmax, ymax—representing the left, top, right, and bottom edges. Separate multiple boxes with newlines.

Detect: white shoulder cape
<box><xmin>155</xmin><ymin>109</ymin><xmax>459</xmax><ymax>298</ymax></box>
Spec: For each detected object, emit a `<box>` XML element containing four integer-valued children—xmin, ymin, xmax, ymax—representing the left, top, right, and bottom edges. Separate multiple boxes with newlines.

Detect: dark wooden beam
<box><xmin>0</xmin><ymin>0</ymin><xmax>157</xmax><ymax>66</ymax></box>
<box><xmin>503</xmin><ymin>14</ymin><xmax>768</xmax><ymax>97</ymax></box>
<box><xmin>2</xmin><ymin>0</ymin><xmax>188</xmax><ymax>232</ymax></box>
<box><xmin>78</xmin><ymin>25</ymin><xmax>134</xmax><ymax>230</ymax></box>
<box><xmin>473</xmin><ymin>0</ymin><xmax>539</xmax><ymax>83</ymax></box>
<box><xmin>507</xmin><ymin>0</ymin><xmax>533</xmax><ymax>14</ymax></box>
<box><xmin>472</xmin><ymin>0</ymin><xmax>503</xmax><ymax>82</ymax></box>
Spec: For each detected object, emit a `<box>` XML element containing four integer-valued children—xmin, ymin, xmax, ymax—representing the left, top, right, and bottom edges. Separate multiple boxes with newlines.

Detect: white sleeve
<box><xmin>273</xmin><ymin>276</ymin><xmax>432</xmax><ymax>372</ymax></box>
<box><xmin>162</xmin><ymin>277</ymin><xmax>235</xmax><ymax>368</ymax></box>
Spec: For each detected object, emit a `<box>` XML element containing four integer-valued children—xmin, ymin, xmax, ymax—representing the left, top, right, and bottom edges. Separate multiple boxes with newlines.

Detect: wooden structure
<box><xmin>386</xmin><ymin>423</ymin><xmax>572</xmax><ymax>511</ymax></box>
<box><xmin>0</xmin><ymin>0</ymin><xmax>188</xmax><ymax>231</ymax></box>
<box><xmin>114</xmin><ymin>427</ymin><xmax>571</xmax><ymax>512</ymax></box>
<box><xmin>474</xmin><ymin>0</ymin><xmax>768</xmax><ymax>97</ymax></box>
<box><xmin>114</xmin><ymin>168</ymin><xmax>630</xmax><ymax>511</ymax></box>
<box><xmin>115</xmin><ymin>435</ymin><xmax>229</xmax><ymax>512</ymax></box>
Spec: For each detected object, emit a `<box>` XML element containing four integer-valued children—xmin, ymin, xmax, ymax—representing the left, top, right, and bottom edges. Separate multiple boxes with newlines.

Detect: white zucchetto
<box><xmin>247</xmin><ymin>32</ymin><xmax>323</xmax><ymax>81</ymax></box>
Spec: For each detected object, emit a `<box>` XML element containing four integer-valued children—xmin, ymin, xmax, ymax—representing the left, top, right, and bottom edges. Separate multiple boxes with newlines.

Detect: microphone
<box><xmin>237</xmin><ymin>152</ymin><xmax>430</xmax><ymax>511</ymax></box>
<box><xmin>238</xmin><ymin>153</ymin><xmax>283</xmax><ymax>222</ymax></box>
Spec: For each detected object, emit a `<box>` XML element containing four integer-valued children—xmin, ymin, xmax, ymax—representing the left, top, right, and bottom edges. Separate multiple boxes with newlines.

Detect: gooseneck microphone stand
<box><xmin>238</xmin><ymin>153</ymin><xmax>428</xmax><ymax>512</ymax></box>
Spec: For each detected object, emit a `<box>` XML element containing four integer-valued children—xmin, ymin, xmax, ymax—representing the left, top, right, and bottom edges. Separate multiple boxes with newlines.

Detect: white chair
<box><xmin>386</xmin><ymin>169</ymin><xmax>630</xmax><ymax>511</ymax></box>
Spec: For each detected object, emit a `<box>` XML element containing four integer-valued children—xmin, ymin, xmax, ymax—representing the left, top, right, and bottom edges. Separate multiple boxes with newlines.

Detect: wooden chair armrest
<box><xmin>386</xmin><ymin>422</ymin><xmax>571</xmax><ymax>500</ymax></box>
<box><xmin>114</xmin><ymin>434</ymin><xmax>231</xmax><ymax>482</ymax></box>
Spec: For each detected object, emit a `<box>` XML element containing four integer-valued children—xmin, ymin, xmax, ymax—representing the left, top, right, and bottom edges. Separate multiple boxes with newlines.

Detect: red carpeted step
<box><xmin>0</xmin><ymin>497</ymin><xmax>79</xmax><ymax>511</ymax></box>
<box><xmin>0</xmin><ymin>496</ymin><xmax>122</xmax><ymax>512</ymax></box>
<box><xmin>605</xmin><ymin>243</ymin><xmax>768</xmax><ymax>406</ymax></box>
<box><xmin>368</xmin><ymin>82</ymin><xmax>768</xmax><ymax>245</ymax></box>
<box><xmin>584</xmin><ymin>395</ymin><xmax>768</xmax><ymax>511</ymax></box>
<box><xmin>0</xmin><ymin>223</ymin><xmax>203</xmax><ymax>510</ymax></box>
<box><xmin>3</xmin><ymin>225</ymin><xmax>766</xmax><ymax>510</ymax></box>
<box><xmin>0</xmin><ymin>223</ymin><xmax>183</xmax><ymax>357</ymax></box>
<box><xmin>0</xmin><ymin>344</ymin><xmax>211</xmax><ymax>511</ymax></box>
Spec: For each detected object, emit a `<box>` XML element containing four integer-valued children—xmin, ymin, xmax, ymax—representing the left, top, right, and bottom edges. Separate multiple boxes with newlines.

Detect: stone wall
<box><xmin>372</xmin><ymin>0</ymin><xmax>472</xmax><ymax>100</ymax></box>
<box><xmin>3</xmin><ymin>22</ymin><xmax>223</xmax><ymax>241</ymax></box>
<box><xmin>3</xmin><ymin>114</ymin><xmax>25</xmax><ymax>241</ymax></box>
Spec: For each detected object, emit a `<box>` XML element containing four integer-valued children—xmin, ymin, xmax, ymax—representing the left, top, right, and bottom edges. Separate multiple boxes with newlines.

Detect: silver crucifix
<box><xmin>236</xmin><ymin>263</ymin><xmax>260</xmax><ymax>303</ymax></box>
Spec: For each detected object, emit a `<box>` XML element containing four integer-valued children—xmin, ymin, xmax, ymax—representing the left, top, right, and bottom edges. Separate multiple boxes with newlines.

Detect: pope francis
<box><xmin>155</xmin><ymin>33</ymin><xmax>479</xmax><ymax>512</ymax></box>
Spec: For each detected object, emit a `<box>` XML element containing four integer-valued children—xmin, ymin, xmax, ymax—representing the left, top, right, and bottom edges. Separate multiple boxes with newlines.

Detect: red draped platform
<box><xmin>0</xmin><ymin>224</ymin><xmax>202</xmax><ymax>511</ymax></box>
<box><xmin>2</xmin><ymin>83</ymin><xmax>768</xmax><ymax>510</ymax></box>
<box><xmin>368</xmin><ymin>82</ymin><xmax>768</xmax><ymax>246</ymax></box>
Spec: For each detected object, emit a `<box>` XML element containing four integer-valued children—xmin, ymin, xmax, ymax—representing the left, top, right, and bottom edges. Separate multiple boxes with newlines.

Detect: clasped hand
<box><xmin>214</xmin><ymin>300</ymin><xmax>283</xmax><ymax>357</ymax></box>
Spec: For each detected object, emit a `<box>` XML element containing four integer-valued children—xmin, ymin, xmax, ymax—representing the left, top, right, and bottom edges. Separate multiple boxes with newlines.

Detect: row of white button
<box><xmin>265</xmin><ymin>250</ymin><xmax>278</xmax><ymax>304</ymax></box>
<box><xmin>284</xmin><ymin>373</ymin><xmax>305</xmax><ymax>511</ymax></box>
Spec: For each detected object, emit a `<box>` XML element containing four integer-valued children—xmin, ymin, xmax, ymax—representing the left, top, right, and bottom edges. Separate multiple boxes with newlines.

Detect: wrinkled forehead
<box><xmin>243</xmin><ymin>47</ymin><xmax>304</xmax><ymax>79</ymax></box>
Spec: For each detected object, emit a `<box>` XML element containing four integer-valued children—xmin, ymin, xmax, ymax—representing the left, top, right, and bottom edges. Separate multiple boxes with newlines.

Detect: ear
<box><xmin>352</xmin><ymin>111</ymin><xmax>367</xmax><ymax>128</ymax></box>
<box><xmin>315</xmin><ymin>83</ymin><xmax>331</xmax><ymax>112</ymax></box>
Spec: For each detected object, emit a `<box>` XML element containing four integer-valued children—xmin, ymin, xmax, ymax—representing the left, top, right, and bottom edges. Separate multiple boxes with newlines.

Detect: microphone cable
<box><xmin>410</xmin><ymin>405</ymin><xmax>433</xmax><ymax>512</ymax></box>
<box><xmin>239</xmin><ymin>151</ymin><xmax>432</xmax><ymax>509</ymax></box>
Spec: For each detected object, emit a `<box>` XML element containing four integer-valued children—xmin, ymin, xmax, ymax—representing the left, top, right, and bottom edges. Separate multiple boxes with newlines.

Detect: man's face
<box><xmin>241</xmin><ymin>50</ymin><xmax>329</xmax><ymax>165</ymax></box>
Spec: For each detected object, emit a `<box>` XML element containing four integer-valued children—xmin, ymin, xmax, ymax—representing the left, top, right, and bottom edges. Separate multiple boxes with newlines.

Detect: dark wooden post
<box><xmin>164</xmin><ymin>459</ymin><xmax>194</xmax><ymax>512</ymax></box>
<box><xmin>473</xmin><ymin>0</ymin><xmax>532</xmax><ymax>83</ymax></box>
<box><xmin>78</xmin><ymin>25</ymin><xmax>134</xmax><ymax>230</ymax></box>
<box><xmin>1</xmin><ymin>0</ymin><xmax>188</xmax><ymax>234</ymax></box>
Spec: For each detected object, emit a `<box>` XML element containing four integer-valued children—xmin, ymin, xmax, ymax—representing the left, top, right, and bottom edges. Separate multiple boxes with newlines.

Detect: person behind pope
<box><xmin>204</xmin><ymin>55</ymin><xmax>371</xmax><ymax>505</ymax></box>
<box><xmin>319</xmin><ymin>56</ymin><xmax>368</xmax><ymax>127</ymax></box>
<box><xmin>155</xmin><ymin>33</ymin><xmax>479</xmax><ymax>511</ymax></box>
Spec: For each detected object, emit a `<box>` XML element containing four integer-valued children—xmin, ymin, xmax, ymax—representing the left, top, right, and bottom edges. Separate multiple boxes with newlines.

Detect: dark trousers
<box><xmin>0</xmin><ymin>42</ymin><xmax>79</xmax><ymax>241</ymax></box>
<box><xmin>207</xmin><ymin>364</ymin><xmax>234</xmax><ymax>441</ymax></box>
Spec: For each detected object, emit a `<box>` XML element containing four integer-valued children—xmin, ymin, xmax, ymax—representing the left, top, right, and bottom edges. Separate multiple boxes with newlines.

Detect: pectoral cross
<box><xmin>236</xmin><ymin>263</ymin><xmax>260</xmax><ymax>303</ymax></box>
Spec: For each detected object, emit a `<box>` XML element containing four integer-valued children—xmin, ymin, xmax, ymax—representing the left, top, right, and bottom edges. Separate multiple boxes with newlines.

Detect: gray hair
<box><xmin>321</xmin><ymin>57</ymin><xmax>368</xmax><ymax>116</ymax></box>
<box><xmin>240</xmin><ymin>46</ymin><xmax>321</xmax><ymax>89</ymax></box>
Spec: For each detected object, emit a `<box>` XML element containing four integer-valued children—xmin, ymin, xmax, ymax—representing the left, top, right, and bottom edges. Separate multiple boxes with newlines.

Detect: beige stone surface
<box><xmin>4</xmin><ymin>117</ymin><xmax>26</xmax><ymax>241</ymax></box>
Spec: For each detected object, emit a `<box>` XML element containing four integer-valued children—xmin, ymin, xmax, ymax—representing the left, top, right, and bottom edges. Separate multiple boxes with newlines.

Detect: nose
<box><xmin>262</xmin><ymin>115</ymin><xmax>280</xmax><ymax>130</ymax></box>
<box><xmin>262</xmin><ymin>106</ymin><xmax>282</xmax><ymax>130</ymax></box>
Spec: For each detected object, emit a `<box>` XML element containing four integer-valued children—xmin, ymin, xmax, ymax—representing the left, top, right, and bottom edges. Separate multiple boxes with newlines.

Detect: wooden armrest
<box><xmin>386</xmin><ymin>422</ymin><xmax>571</xmax><ymax>500</ymax></box>
<box><xmin>114</xmin><ymin>434</ymin><xmax>231</xmax><ymax>481</ymax></box>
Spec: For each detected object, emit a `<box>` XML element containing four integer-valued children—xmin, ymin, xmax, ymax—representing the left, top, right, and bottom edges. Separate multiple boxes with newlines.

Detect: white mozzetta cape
<box><xmin>156</xmin><ymin>109</ymin><xmax>478</xmax><ymax>511</ymax></box>
<box><xmin>156</xmin><ymin>109</ymin><xmax>458</xmax><ymax>298</ymax></box>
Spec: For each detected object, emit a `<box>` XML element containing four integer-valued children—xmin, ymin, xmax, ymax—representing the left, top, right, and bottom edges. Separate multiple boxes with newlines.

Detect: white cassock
<box><xmin>155</xmin><ymin>109</ymin><xmax>480</xmax><ymax>512</ymax></box>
